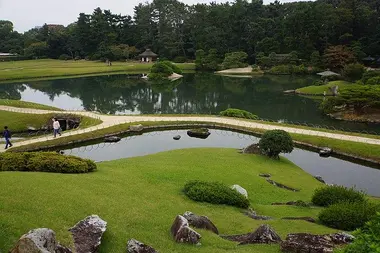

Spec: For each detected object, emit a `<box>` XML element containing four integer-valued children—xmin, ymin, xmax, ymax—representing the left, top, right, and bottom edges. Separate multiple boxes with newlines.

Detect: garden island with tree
<box><xmin>1</xmin><ymin>0</ymin><xmax>380</xmax><ymax>252</ymax></box>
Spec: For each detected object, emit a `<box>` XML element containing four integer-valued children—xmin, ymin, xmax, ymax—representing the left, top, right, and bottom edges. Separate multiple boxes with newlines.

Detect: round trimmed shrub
<box><xmin>220</xmin><ymin>108</ymin><xmax>258</xmax><ymax>119</ymax></box>
<box><xmin>259</xmin><ymin>130</ymin><xmax>294</xmax><ymax>158</ymax></box>
<box><xmin>184</xmin><ymin>181</ymin><xmax>249</xmax><ymax>208</ymax></box>
<box><xmin>312</xmin><ymin>185</ymin><xmax>365</xmax><ymax>207</ymax></box>
<box><xmin>318</xmin><ymin>201</ymin><xmax>379</xmax><ymax>231</ymax></box>
<box><xmin>58</xmin><ymin>54</ymin><xmax>71</xmax><ymax>60</ymax></box>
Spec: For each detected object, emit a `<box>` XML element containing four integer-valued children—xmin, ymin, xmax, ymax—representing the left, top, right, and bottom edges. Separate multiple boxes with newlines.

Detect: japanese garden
<box><xmin>1</xmin><ymin>0</ymin><xmax>380</xmax><ymax>252</ymax></box>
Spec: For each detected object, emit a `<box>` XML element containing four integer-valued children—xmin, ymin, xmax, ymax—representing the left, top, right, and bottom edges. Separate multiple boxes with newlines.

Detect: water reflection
<box><xmin>2</xmin><ymin>73</ymin><xmax>380</xmax><ymax>132</ymax></box>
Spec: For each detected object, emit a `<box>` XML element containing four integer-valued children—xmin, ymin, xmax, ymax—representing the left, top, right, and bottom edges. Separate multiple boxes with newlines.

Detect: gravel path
<box><xmin>1</xmin><ymin>105</ymin><xmax>379</xmax><ymax>152</ymax></box>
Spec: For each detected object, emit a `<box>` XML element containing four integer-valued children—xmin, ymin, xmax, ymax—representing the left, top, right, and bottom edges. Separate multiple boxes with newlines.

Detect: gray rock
<box><xmin>55</xmin><ymin>243</ymin><xmax>72</xmax><ymax>253</ymax></box>
<box><xmin>314</xmin><ymin>175</ymin><xmax>326</xmax><ymax>184</ymax></box>
<box><xmin>187</xmin><ymin>128</ymin><xmax>210</xmax><ymax>139</ymax></box>
<box><xmin>127</xmin><ymin>239</ymin><xmax>157</xmax><ymax>253</ymax></box>
<box><xmin>221</xmin><ymin>224</ymin><xmax>281</xmax><ymax>245</ymax></box>
<box><xmin>319</xmin><ymin>147</ymin><xmax>333</xmax><ymax>157</ymax></box>
<box><xmin>231</xmin><ymin>184</ymin><xmax>248</xmax><ymax>198</ymax></box>
<box><xmin>10</xmin><ymin>228</ymin><xmax>57</xmax><ymax>253</ymax></box>
<box><xmin>69</xmin><ymin>215</ymin><xmax>107</xmax><ymax>253</ymax></box>
<box><xmin>183</xmin><ymin>211</ymin><xmax>219</xmax><ymax>234</ymax></box>
<box><xmin>242</xmin><ymin>144</ymin><xmax>261</xmax><ymax>154</ymax></box>
<box><xmin>129</xmin><ymin>124</ymin><xmax>144</xmax><ymax>132</ymax></box>
<box><xmin>171</xmin><ymin>215</ymin><xmax>201</xmax><ymax>244</ymax></box>
<box><xmin>104</xmin><ymin>136</ymin><xmax>121</xmax><ymax>143</ymax></box>
<box><xmin>259</xmin><ymin>173</ymin><xmax>271</xmax><ymax>178</ymax></box>
<box><xmin>173</xmin><ymin>135</ymin><xmax>181</xmax><ymax>140</ymax></box>
<box><xmin>243</xmin><ymin>209</ymin><xmax>273</xmax><ymax>221</ymax></box>
<box><xmin>280</xmin><ymin>232</ymin><xmax>354</xmax><ymax>253</ymax></box>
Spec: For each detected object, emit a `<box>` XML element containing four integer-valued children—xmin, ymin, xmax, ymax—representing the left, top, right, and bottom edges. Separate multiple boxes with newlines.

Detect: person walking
<box><xmin>53</xmin><ymin>118</ymin><xmax>62</xmax><ymax>138</ymax></box>
<box><xmin>3</xmin><ymin>126</ymin><xmax>13</xmax><ymax>149</ymax></box>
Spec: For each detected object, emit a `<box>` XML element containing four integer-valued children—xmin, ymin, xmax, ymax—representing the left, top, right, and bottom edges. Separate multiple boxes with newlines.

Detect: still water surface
<box><xmin>64</xmin><ymin>129</ymin><xmax>380</xmax><ymax>197</ymax></box>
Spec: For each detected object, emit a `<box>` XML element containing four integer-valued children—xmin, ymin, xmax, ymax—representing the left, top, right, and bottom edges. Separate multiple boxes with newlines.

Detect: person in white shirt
<box><xmin>53</xmin><ymin>118</ymin><xmax>62</xmax><ymax>138</ymax></box>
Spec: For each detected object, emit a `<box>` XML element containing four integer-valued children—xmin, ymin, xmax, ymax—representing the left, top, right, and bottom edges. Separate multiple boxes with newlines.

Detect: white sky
<box><xmin>0</xmin><ymin>0</ymin><xmax>298</xmax><ymax>32</ymax></box>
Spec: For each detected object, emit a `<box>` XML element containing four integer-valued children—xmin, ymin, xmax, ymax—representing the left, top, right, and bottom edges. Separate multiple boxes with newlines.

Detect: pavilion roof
<box><xmin>317</xmin><ymin>70</ymin><xmax>340</xmax><ymax>77</ymax></box>
<box><xmin>139</xmin><ymin>49</ymin><xmax>158</xmax><ymax>57</ymax></box>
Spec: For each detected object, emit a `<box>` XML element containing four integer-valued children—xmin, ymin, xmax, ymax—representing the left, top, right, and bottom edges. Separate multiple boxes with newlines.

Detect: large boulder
<box><xmin>104</xmin><ymin>136</ymin><xmax>121</xmax><ymax>143</ymax></box>
<box><xmin>221</xmin><ymin>224</ymin><xmax>281</xmax><ymax>245</ymax></box>
<box><xmin>69</xmin><ymin>215</ymin><xmax>107</xmax><ymax>253</ymax></box>
<box><xmin>171</xmin><ymin>215</ymin><xmax>201</xmax><ymax>244</ymax></box>
<box><xmin>10</xmin><ymin>228</ymin><xmax>57</xmax><ymax>253</ymax></box>
<box><xmin>187</xmin><ymin>128</ymin><xmax>211</xmax><ymax>139</ymax></box>
<box><xmin>55</xmin><ymin>243</ymin><xmax>72</xmax><ymax>253</ymax></box>
<box><xmin>242</xmin><ymin>144</ymin><xmax>261</xmax><ymax>154</ymax></box>
<box><xmin>127</xmin><ymin>239</ymin><xmax>158</xmax><ymax>253</ymax></box>
<box><xmin>280</xmin><ymin>232</ymin><xmax>354</xmax><ymax>253</ymax></box>
<box><xmin>183</xmin><ymin>211</ymin><xmax>219</xmax><ymax>234</ymax></box>
<box><xmin>129</xmin><ymin>124</ymin><xmax>144</xmax><ymax>132</ymax></box>
<box><xmin>231</xmin><ymin>184</ymin><xmax>248</xmax><ymax>198</ymax></box>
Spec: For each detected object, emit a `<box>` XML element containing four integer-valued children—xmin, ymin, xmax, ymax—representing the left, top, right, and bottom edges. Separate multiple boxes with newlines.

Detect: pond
<box><xmin>2</xmin><ymin>73</ymin><xmax>380</xmax><ymax>133</ymax></box>
<box><xmin>63</xmin><ymin>129</ymin><xmax>380</xmax><ymax>197</ymax></box>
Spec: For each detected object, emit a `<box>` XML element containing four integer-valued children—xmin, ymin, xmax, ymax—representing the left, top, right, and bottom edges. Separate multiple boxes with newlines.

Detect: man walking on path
<box><xmin>3</xmin><ymin>126</ymin><xmax>12</xmax><ymax>149</ymax></box>
<box><xmin>53</xmin><ymin>118</ymin><xmax>62</xmax><ymax>138</ymax></box>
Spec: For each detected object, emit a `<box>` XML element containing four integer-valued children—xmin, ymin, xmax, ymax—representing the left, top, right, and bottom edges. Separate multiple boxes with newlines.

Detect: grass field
<box><xmin>0</xmin><ymin>59</ymin><xmax>195</xmax><ymax>82</ymax></box>
<box><xmin>296</xmin><ymin>81</ymin><xmax>352</xmax><ymax>95</ymax></box>
<box><xmin>0</xmin><ymin>99</ymin><xmax>63</xmax><ymax>110</ymax></box>
<box><xmin>0</xmin><ymin>148</ymin><xmax>337</xmax><ymax>252</ymax></box>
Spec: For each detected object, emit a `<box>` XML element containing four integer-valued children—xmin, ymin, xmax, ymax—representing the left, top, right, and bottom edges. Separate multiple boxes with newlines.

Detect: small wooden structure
<box><xmin>139</xmin><ymin>49</ymin><xmax>158</xmax><ymax>63</ymax></box>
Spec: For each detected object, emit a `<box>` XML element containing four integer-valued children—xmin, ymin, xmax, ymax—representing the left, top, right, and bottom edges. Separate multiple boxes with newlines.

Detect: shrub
<box><xmin>148</xmin><ymin>62</ymin><xmax>174</xmax><ymax>80</ymax></box>
<box><xmin>362</xmin><ymin>70</ymin><xmax>380</xmax><ymax>84</ymax></box>
<box><xmin>222</xmin><ymin>51</ymin><xmax>249</xmax><ymax>69</ymax></box>
<box><xmin>0</xmin><ymin>152</ymin><xmax>96</xmax><ymax>173</ymax></box>
<box><xmin>343</xmin><ymin>63</ymin><xmax>365</xmax><ymax>81</ymax></box>
<box><xmin>58</xmin><ymin>54</ymin><xmax>71</xmax><ymax>60</ymax></box>
<box><xmin>184</xmin><ymin>180</ymin><xmax>250</xmax><ymax>208</ymax></box>
<box><xmin>173</xmin><ymin>56</ymin><xmax>187</xmax><ymax>63</ymax></box>
<box><xmin>268</xmin><ymin>64</ymin><xmax>307</xmax><ymax>75</ymax></box>
<box><xmin>318</xmin><ymin>201</ymin><xmax>379</xmax><ymax>231</ymax></box>
<box><xmin>366</xmin><ymin>76</ymin><xmax>380</xmax><ymax>85</ymax></box>
<box><xmin>312</xmin><ymin>185</ymin><xmax>366</xmax><ymax>207</ymax></box>
<box><xmin>339</xmin><ymin>213</ymin><xmax>380</xmax><ymax>253</ymax></box>
<box><xmin>160</xmin><ymin>60</ymin><xmax>183</xmax><ymax>74</ymax></box>
<box><xmin>220</xmin><ymin>108</ymin><xmax>258</xmax><ymax>119</ymax></box>
<box><xmin>259</xmin><ymin>130</ymin><xmax>294</xmax><ymax>158</ymax></box>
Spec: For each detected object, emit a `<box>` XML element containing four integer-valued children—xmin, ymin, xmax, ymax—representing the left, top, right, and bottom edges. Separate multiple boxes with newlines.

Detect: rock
<box><xmin>183</xmin><ymin>211</ymin><xmax>219</xmax><ymax>234</ymax></box>
<box><xmin>10</xmin><ymin>228</ymin><xmax>57</xmax><ymax>253</ymax></box>
<box><xmin>27</xmin><ymin>126</ymin><xmax>38</xmax><ymax>132</ymax></box>
<box><xmin>281</xmin><ymin>217</ymin><xmax>316</xmax><ymax>223</ymax></box>
<box><xmin>56</xmin><ymin>243</ymin><xmax>72</xmax><ymax>253</ymax></box>
<box><xmin>231</xmin><ymin>185</ymin><xmax>248</xmax><ymax>198</ymax></box>
<box><xmin>266</xmin><ymin>179</ymin><xmax>300</xmax><ymax>192</ymax></box>
<box><xmin>104</xmin><ymin>136</ymin><xmax>121</xmax><ymax>143</ymax></box>
<box><xmin>171</xmin><ymin>215</ymin><xmax>201</xmax><ymax>244</ymax></box>
<box><xmin>173</xmin><ymin>135</ymin><xmax>181</xmax><ymax>140</ymax></box>
<box><xmin>280</xmin><ymin>232</ymin><xmax>354</xmax><ymax>253</ymax></box>
<box><xmin>319</xmin><ymin>147</ymin><xmax>332</xmax><ymax>157</ymax></box>
<box><xmin>244</xmin><ymin>209</ymin><xmax>272</xmax><ymax>220</ymax></box>
<box><xmin>242</xmin><ymin>144</ymin><xmax>261</xmax><ymax>154</ymax></box>
<box><xmin>129</xmin><ymin>124</ymin><xmax>144</xmax><ymax>132</ymax></box>
<box><xmin>271</xmin><ymin>200</ymin><xmax>310</xmax><ymax>207</ymax></box>
<box><xmin>283</xmin><ymin>90</ymin><xmax>295</xmax><ymax>94</ymax></box>
<box><xmin>69</xmin><ymin>215</ymin><xmax>107</xmax><ymax>253</ymax></box>
<box><xmin>259</xmin><ymin>173</ymin><xmax>271</xmax><ymax>178</ymax></box>
<box><xmin>314</xmin><ymin>175</ymin><xmax>326</xmax><ymax>184</ymax></box>
<box><xmin>187</xmin><ymin>128</ymin><xmax>211</xmax><ymax>139</ymax></box>
<box><xmin>221</xmin><ymin>224</ymin><xmax>281</xmax><ymax>245</ymax></box>
<box><xmin>127</xmin><ymin>239</ymin><xmax>157</xmax><ymax>253</ymax></box>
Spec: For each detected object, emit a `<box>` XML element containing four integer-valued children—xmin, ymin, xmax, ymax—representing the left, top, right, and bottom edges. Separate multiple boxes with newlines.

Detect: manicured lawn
<box><xmin>0</xmin><ymin>59</ymin><xmax>195</xmax><ymax>82</ymax></box>
<box><xmin>0</xmin><ymin>99</ymin><xmax>63</xmax><ymax>111</ymax></box>
<box><xmin>0</xmin><ymin>148</ymin><xmax>335</xmax><ymax>252</ymax></box>
<box><xmin>296</xmin><ymin>81</ymin><xmax>352</xmax><ymax>95</ymax></box>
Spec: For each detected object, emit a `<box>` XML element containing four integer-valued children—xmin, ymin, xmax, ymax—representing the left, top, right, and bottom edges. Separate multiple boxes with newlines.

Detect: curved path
<box><xmin>1</xmin><ymin>105</ymin><xmax>380</xmax><ymax>153</ymax></box>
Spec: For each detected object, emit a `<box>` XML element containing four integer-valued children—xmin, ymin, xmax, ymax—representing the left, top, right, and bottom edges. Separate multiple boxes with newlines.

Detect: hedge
<box><xmin>311</xmin><ymin>185</ymin><xmax>366</xmax><ymax>207</ymax></box>
<box><xmin>0</xmin><ymin>152</ymin><xmax>96</xmax><ymax>173</ymax></box>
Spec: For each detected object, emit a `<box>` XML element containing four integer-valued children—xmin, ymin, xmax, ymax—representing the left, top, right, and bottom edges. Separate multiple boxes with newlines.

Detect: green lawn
<box><xmin>0</xmin><ymin>59</ymin><xmax>195</xmax><ymax>82</ymax></box>
<box><xmin>0</xmin><ymin>110</ymin><xmax>101</xmax><ymax>134</ymax></box>
<box><xmin>0</xmin><ymin>99</ymin><xmax>62</xmax><ymax>111</ymax></box>
<box><xmin>0</xmin><ymin>148</ymin><xmax>337</xmax><ymax>252</ymax></box>
<box><xmin>296</xmin><ymin>81</ymin><xmax>352</xmax><ymax>95</ymax></box>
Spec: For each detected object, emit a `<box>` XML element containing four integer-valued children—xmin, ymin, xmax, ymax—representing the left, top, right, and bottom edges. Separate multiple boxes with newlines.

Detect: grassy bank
<box><xmin>0</xmin><ymin>59</ymin><xmax>195</xmax><ymax>82</ymax></box>
<box><xmin>0</xmin><ymin>148</ymin><xmax>335</xmax><ymax>252</ymax></box>
<box><xmin>296</xmin><ymin>81</ymin><xmax>352</xmax><ymax>95</ymax></box>
<box><xmin>0</xmin><ymin>99</ymin><xmax>63</xmax><ymax>110</ymax></box>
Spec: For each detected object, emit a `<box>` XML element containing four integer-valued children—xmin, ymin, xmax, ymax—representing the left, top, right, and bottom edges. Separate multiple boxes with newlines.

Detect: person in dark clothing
<box><xmin>3</xmin><ymin>126</ymin><xmax>12</xmax><ymax>149</ymax></box>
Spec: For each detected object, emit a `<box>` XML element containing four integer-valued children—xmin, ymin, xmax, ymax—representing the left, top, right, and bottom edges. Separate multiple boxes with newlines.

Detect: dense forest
<box><xmin>0</xmin><ymin>0</ymin><xmax>379</xmax><ymax>63</ymax></box>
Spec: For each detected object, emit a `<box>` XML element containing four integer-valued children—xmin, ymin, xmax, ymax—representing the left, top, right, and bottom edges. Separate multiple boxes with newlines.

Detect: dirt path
<box><xmin>1</xmin><ymin>105</ymin><xmax>380</xmax><ymax>153</ymax></box>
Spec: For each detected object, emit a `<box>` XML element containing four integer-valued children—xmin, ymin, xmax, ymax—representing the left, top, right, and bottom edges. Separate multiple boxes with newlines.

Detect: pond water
<box><xmin>2</xmin><ymin>73</ymin><xmax>380</xmax><ymax>133</ymax></box>
<box><xmin>63</xmin><ymin>129</ymin><xmax>380</xmax><ymax>197</ymax></box>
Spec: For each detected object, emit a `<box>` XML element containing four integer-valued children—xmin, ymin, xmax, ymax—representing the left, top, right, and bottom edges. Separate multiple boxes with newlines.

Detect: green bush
<box><xmin>339</xmin><ymin>213</ymin><xmax>380</xmax><ymax>253</ymax></box>
<box><xmin>343</xmin><ymin>63</ymin><xmax>365</xmax><ymax>81</ymax></box>
<box><xmin>222</xmin><ymin>51</ymin><xmax>249</xmax><ymax>69</ymax></box>
<box><xmin>318</xmin><ymin>201</ymin><xmax>379</xmax><ymax>231</ymax></box>
<box><xmin>366</xmin><ymin>76</ymin><xmax>380</xmax><ymax>85</ymax></box>
<box><xmin>161</xmin><ymin>60</ymin><xmax>183</xmax><ymax>74</ymax></box>
<box><xmin>0</xmin><ymin>152</ymin><xmax>96</xmax><ymax>173</ymax></box>
<box><xmin>268</xmin><ymin>64</ymin><xmax>307</xmax><ymax>75</ymax></box>
<box><xmin>184</xmin><ymin>181</ymin><xmax>250</xmax><ymax>208</ymax></box>
<box><xmin>220</xmin><ymin>108</ymin><xmax>258</xmax><ymax>119</ymax></box>
<box><xmin>312</xmin><ymin>185</ymin><xmax>366</xmax><ymax>207</ymax></box>
<box><xmin>58</xmin><ymin>54</ymin><xmax>71</xmax><ymax>60</ymax></box>
<box><xmin>362</xmin><ymin>70</ymin><xmax>380</xmax><ymax>84</ymax></box>
<box><xmin>173</xmin><ymin>56</ymin><xmax>187</xmax><ymax>63</ymax></box>
<box><xmin>259</xmin><ymin>130</ymin><xmax>294</xmax><ymax>158</ymax></box>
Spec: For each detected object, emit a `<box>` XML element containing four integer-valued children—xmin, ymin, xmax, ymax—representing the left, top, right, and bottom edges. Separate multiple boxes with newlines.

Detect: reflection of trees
<box><xmin>0</xmin><ymin>84</ymin><xmax>25</xmax><ymax>99</ymax></box>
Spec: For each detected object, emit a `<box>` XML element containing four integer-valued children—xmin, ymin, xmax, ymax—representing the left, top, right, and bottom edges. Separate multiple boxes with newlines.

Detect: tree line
<box><xmin>0</xmin><ymin>0</ymin><xmax>379</xmax><ymax>63</ymax></box>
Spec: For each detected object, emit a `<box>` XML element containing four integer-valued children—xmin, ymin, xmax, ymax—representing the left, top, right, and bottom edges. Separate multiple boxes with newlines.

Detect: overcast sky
<box><xmin>0</xmin><ymin>0</ymin><xmax>298</xmax><ymax>32</ymax></box>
